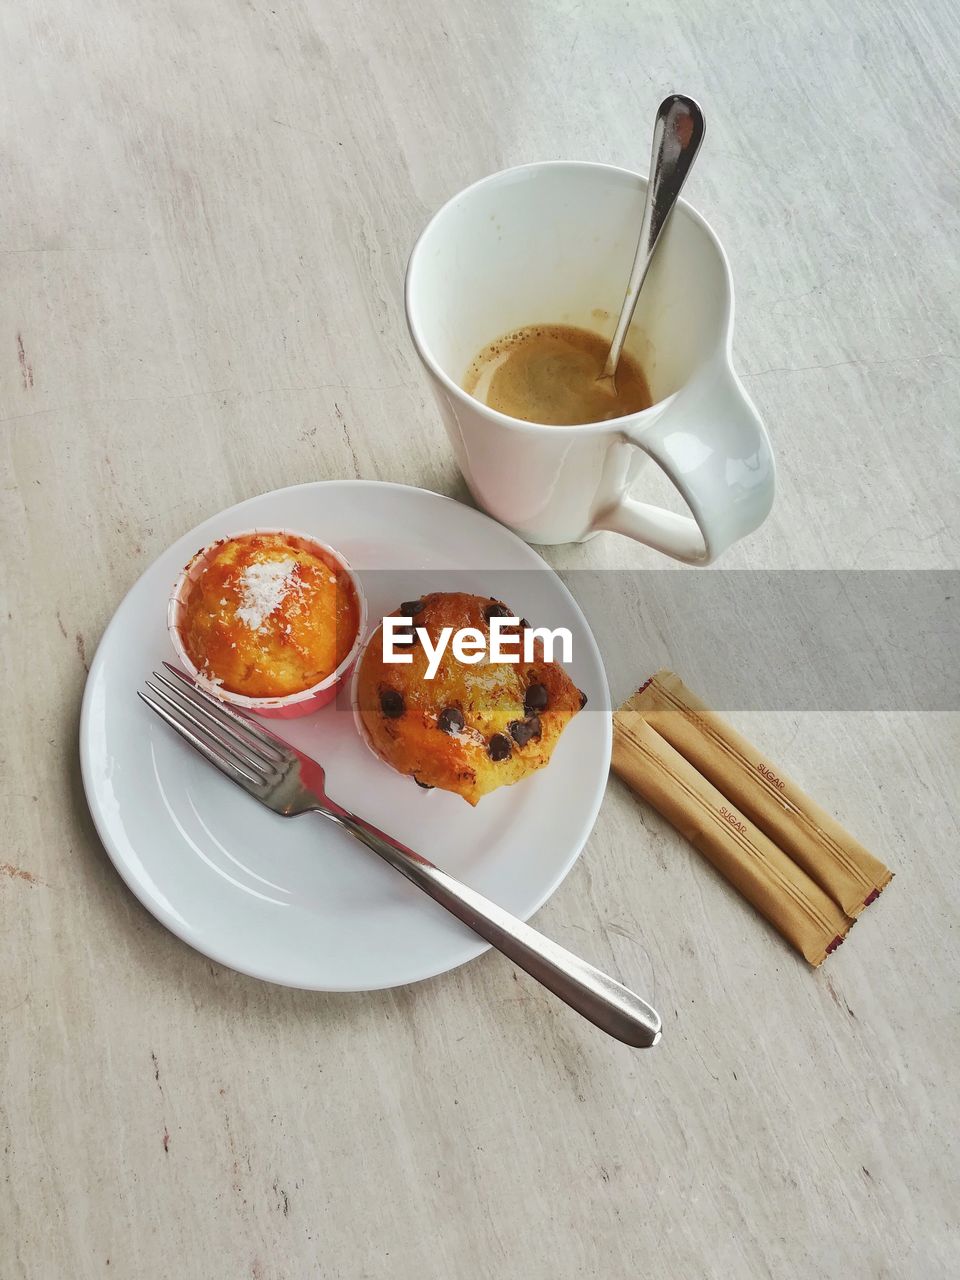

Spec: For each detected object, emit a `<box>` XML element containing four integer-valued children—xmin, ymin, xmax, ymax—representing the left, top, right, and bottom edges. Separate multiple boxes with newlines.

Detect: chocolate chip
<box><xmin>414</xmin><ymin>777</ymin><xmax>434</xmax><ymax>790</ymax></box>
<box><xmin>508</xmin><ymin>715</ymin><xmax>542</xmax><ymax>747</ymax></box>
<box><xmin>488</xmin><ymin>733</ymin><xmax>512</xmax><ymax>761</ymax></box>
<box><xmin>484</xmin><ymin>602</ymin><xmax>512</xmax><ymax>622</ymax></box>
<box><xmin>524</xmin><ymin>682</ymin><xmax>549</xmax><ymax>713</ymax></box>
<box><xmin>380</xmin><ymin>689</ymin><xmax>404</xmax><ymax>718</ymax></box>
<box><xmin>437</xmin><ymin>706</ymin><xmax>465</xmax><ymax>735</ymax></box>
<box><xmin>579</xmin><ymin>689</ymin><xmax>588</xmax><ymax>709</ymax></box>
<box><xmin>519</xmin><ymin>618</ymin><xmax>530</xmax><ymax>630</ymax></box>
<box><xmin>400</xmin><ymin>599</ymin><xmax>424</xmax><ymax>617</ymax></box>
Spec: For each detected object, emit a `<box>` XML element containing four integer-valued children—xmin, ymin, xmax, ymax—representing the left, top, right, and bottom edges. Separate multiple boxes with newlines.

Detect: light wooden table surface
<box><xmin>2</xmin><ymin>2</ymin><xmax>958</xmax><ymax>1277</ymax></box>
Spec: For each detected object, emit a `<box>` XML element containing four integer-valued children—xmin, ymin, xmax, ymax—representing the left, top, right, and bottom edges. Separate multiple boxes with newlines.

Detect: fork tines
<box><xmin>138</xmin><ymin>666</ymin><xmax>290</xmax><ymax>792</ymax></box>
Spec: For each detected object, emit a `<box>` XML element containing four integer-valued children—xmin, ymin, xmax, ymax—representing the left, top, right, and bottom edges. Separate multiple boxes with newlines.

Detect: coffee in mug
<box><xmin>464</xmin><ymin>323</ymin><xmax>652</xmax><ymax>426</ymax></box>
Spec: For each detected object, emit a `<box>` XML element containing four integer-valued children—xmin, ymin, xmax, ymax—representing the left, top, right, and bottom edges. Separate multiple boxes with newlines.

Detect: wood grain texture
<box><xmin>1</xmin><ymin>0</ymin><xmax>958</xmax><ymax>1277</ymax></box>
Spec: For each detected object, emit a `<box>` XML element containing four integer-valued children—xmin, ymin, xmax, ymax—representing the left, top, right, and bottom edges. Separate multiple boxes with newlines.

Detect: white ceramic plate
<box><xmin>79</xmin><ymin>481</ymin><xmax>611</xmax><ymax>990</ymax></box>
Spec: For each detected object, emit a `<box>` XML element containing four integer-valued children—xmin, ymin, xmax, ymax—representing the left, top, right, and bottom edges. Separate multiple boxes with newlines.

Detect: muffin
<box><xmin>355</xmin><ymin>591</ymin><xmax>586</xmax><ymax>804</ymax></box>
<box><xmin>172</xmin><ymin>530</ymin><xmax>362</xmax><ymax>703</ymax></box>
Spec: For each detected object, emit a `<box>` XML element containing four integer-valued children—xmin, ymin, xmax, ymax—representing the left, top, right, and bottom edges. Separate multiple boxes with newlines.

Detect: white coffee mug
<box><xmin>405</xmin><ymin>161</ymin><xmax>775</xmax><ymax>563</ymax></box>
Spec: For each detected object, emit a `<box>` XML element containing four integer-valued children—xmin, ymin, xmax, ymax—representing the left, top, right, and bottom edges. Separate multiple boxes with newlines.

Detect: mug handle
<box><xmin>594</xmin><ymin>362</ymin><xmax>775</xmax><ymax>564</ymax></box>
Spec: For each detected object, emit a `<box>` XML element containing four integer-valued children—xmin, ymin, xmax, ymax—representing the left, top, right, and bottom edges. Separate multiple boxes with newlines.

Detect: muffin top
<box><xmin>356</xmin><ymin>591</ymin><xmax>586</xmax><ymax>804</ymax></box>
<box><xmin>178</xmin><ymin>532</ymin><xmax>359</xmax><ymax>698</ymax></box>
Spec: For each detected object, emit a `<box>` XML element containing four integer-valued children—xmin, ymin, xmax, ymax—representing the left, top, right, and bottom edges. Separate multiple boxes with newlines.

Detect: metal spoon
<box><xmin>598</xmin><ymin>94</ymin><xmax>705</xmax><ymax>390</ymax></box>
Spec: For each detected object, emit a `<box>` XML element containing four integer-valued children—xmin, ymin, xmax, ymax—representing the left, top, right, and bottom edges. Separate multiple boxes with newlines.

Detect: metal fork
<box><xmin>139</xmin><ymin>665</ymin><xmax>661</xmax><ymax>1048</ymax></box>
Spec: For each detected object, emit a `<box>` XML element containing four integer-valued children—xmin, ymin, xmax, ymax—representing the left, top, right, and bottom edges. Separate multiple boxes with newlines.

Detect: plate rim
<box><xmin>79</xmin><ymin>479</ymin><xmax>612</xmax><ymax>991</ymax></box>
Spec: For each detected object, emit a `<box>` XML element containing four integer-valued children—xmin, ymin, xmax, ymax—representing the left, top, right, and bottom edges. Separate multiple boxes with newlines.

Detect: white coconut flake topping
<box><xmin>199</xmin><ymin>662</ymin><xmax>225</xmax><ymax>692</ymax></box>
<box><xmin>235</xmin><ymin>558</ymin><xmax>300</xmax><ymax>631</ymax></box>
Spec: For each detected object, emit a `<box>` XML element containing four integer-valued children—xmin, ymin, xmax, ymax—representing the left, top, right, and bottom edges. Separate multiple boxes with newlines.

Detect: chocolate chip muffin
<box><xmin>355</xmin><ymin>592</ymin><xmax>586</xmax><ymax>805</ymax></box>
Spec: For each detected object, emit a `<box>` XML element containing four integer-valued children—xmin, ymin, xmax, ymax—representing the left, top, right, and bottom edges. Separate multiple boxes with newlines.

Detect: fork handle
<box><xmin>325</xmin><ymin>810</ymin><xmax>661</xmax><ymax>1048</ymax></box>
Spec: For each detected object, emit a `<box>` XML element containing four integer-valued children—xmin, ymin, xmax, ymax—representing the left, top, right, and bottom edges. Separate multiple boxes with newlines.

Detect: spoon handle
<box><xmin>602</xmin><ymin>94</ymin><xmax>705</xmax><ymax>381</ymax></box>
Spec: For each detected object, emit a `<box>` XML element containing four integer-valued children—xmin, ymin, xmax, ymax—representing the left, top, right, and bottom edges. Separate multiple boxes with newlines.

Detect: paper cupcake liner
<box><xmin>349</xmin><ymin>626</ymin><xmax>395</xmax><ymax>764</ymax></box>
